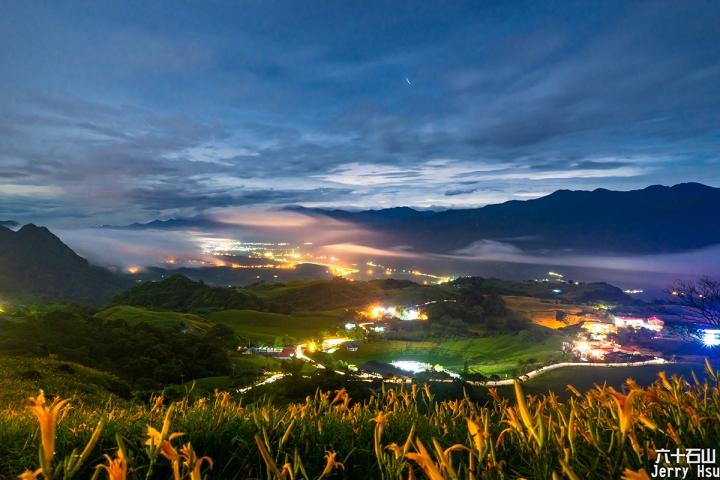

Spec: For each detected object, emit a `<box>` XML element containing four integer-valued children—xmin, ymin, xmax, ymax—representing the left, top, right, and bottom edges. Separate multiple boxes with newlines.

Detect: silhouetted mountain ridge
<box><xmin>0</xmin><ymin>224</ymin><xmax>133</xmax><ymax>305</ymax></box>
<box><xmin>97</xmin><ymin>183</ymin><xmax>720</xmax><ymax>254</ymax></box>
<box><xmin>284</xmin><ymin>206</ymin><xmax>437</xmax><ymax>225</ymax></box>
<box><xmin>380</xmin><ymin>183</ymin><xmax>720</xmax><ymax>254</ymax></box>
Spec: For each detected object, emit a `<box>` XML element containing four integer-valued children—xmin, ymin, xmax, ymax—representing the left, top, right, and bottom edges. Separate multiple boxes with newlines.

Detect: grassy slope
<box><xmin>242</xmin><ymin>279</ymin><xmax>454</xmax><ymax>313</ymax></box>
<box><xmin>0</xmin><ymin>355</ymin><xmax>131</xmax><ymax>409</ymax></box>
<box><xmin>208</xmin><ymin>310</ymin><xmax>338</xmax><ymax>342</ymax></box>
<box><xmin>333</xmin><ymin>329</ymin><xmax>566</xmax><ymax>376</ymax></box>
<box><xmin>94</xmin><ymin>305</ymin><xmax>214</xmax><ymax>333</ymax></box>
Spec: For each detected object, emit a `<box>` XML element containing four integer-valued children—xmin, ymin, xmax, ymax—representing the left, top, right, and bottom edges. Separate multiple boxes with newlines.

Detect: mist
<box><xmin>50</xmin><ymin>209</ymin><xmax>720</xmax><ymax>301</ymax></box>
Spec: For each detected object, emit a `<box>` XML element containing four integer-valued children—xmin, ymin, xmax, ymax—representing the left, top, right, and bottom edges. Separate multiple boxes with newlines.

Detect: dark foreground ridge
<box><xmin>0</xmin><ymin>223</ymin><xmax>132</xmax><ymax>305</ymax></box>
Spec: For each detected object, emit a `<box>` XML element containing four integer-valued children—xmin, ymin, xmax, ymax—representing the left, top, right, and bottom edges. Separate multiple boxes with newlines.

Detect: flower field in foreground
<box><xmin>2</xmin><ymin>362</ymin><xmax>719</xmax><ymax>479</ymax></box>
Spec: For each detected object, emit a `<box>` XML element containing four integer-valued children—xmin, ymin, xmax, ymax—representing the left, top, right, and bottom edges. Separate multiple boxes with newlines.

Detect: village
<box><xmin>564</xmin><ymin>314</ymin><xmax>720</xmax><ymax>363</ymax></box>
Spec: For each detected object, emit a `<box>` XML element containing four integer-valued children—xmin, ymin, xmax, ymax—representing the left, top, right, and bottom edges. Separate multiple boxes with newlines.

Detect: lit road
<box><xmin>296</xmin><ymin>344</ymin><xmax>323</xmax><ymax>367</ymax></box>
<box><xmin>236</xmin><ymin>373</ymin><xmax>286</xmax><ymax>394</ymax></box>
<box><xmin>296</xmin><ymin>343</ymin><xmax>353</xmax><ymax>376</ymax></box>
<box><xmin>468</xmin><ymin>358</ymin><xmax>668</xmax><ymax>387</ymax></box>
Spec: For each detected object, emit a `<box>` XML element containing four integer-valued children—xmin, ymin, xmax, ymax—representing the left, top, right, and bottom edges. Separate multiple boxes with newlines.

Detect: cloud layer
<box><xmin>0</xmin><ymin>1</ymin><xmax>719</xmax><ymax>226</ymax></box>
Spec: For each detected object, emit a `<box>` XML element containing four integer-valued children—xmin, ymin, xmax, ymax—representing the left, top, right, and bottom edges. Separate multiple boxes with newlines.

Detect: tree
<box><xmin>205</xmin><ymin>324</ymin><xmax>236</xmax><ymax>349</ymax></box>
<box><xmin>656</xmin><ymin>276</ymin><xmax>720</xmax><ymax>329</ymax></box>
<box><xmin>481</xmin><ymin>294</ymin><xmax>507</xmax><ymax>317</ymax></box>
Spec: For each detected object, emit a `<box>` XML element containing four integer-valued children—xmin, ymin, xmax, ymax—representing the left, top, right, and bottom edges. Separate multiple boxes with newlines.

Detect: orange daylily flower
<box><xmin>622</xmin><ymin>468</ymin><xmax>652</xmax><ymax>480</ymax></box>
<box><xmin>99</xmin><ymin>449</ymin><xmax>127</xmax><ymax>480</ymax></box>
<box><xmin>488</xmin><ymin>388</ymin><xmax>502</xmax><ymax>404</ymax></box>
<box><xmin>319</xmin><ymin>451</ymin><xmax>344</xmax><ymax>478</ymax></box>
<box><xmin>17</xmin><ymin>469</ymin><xmax>42</xmax><ymax>480</ymax></box>
<box><xmin>609</xmin><ymin>388</ymin><xmax>641</xmax><ymax>437</ymax></box>
<box><xmin>370</xmin><ymin>410</ymin><xmax>392</xmax><ymax>427</ymax></box>
<box><xmin>160</xmin><ymin>440</ymin><xmax>181</xmax><ymax>461</ymax></box>
<box><xmin>180</xmin><ymin>443</ymin><xmax>213</xmax><ymax>480</ymax></box>
<box><xmin>145</xmin><ymin>425</ymin><xmax>183</xmax><ymax>452</ymax></box>
<box><xmin>27</xmin><ymin>390</ymin><xmax>70</xmax><ymax>467</ymax></box>
<box><xmin>405</xmin><ymin>439</ymin><xmax>444</xmax><ymax>480</ymax></box>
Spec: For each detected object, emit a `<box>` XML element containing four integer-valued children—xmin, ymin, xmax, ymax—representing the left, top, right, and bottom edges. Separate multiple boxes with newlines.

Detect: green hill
<box><xmin>0</xmin><ymin>355</ymin><xmax>132</xmax><ymax>408</ymax></box>
<box><xmin>243</xmin><ymin>277</ymin><xmax>443</xmax><ymax>313</ymax></box>
<box><xmin>244</xmin><ymin>278</ymin><xmax>383</xmax><ymax>312</ymax></box>
<box><xmin>109</xmin><ymin>273</ymin><xmax>270</xmax><ymax>312</ymax></box>
<box><xmin>94</xmin><ymin>305</ymin><xmax>214</xmax><ymax>333</ymax></box>
<box><xmin>450</xmin><ymin>277</ymin><xmax>636</xmax><ymax>305</ymax></box>
<box><xmin>208</xmin><ymin>310</ymin><xmax>338</xmax><ymax>343</ymax></box>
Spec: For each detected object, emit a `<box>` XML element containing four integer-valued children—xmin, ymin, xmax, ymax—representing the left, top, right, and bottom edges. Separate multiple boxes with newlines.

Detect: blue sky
<box><xmin>1</xmin><ymin>0</ymin><xmax>719</xmax><ymax>227</ymax></box>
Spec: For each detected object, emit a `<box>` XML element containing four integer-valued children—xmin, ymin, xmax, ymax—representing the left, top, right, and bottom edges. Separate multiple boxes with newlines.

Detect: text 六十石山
<box><xmin>651</xmin><ymin>448</ymin><xmax>718</xmax><ymax>478</ymax></box>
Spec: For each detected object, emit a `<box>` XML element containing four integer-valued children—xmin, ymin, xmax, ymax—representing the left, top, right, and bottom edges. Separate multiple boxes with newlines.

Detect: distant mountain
<box><xmin>284</xmin><ymin>206</ymin><xmax>437</xmax><ymax>225</ymax></box>
<box><xmin>378</xmin><ymin>183</ymin><xmax>720</xmax><ymax>254</ymax></box>
<box><xmin>99</xmin><ymin>216</ymin><xmax>220</xmax><ymax>230</ymax></box>
<box><xmin>98</xmin><ymin>183</ymin><xmax>720</xmax><ymax>255</ymax></box>
<box><xmin>0</xmin><ymin>224</ymin><xmax>133</xmax><ymax>305</ymax></box>
<box><xmin>101</xmin><ymin>207</ymin><xmax>437</xmax><ymax>230</ymax></box>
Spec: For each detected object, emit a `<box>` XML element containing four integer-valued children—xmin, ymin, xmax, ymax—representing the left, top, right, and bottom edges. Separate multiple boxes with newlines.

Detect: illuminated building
<box><xmin>581</xmin><ymin>321</ymin><xmax>616</xmax><ymax>335</ymax></box>
<box><xmin>614</xmin><ymin>316</ymin><xmax>664</xmax><ymax>332</ymax></box>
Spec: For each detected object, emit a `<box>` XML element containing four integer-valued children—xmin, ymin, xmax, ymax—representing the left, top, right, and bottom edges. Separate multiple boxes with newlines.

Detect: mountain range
<box><xmin>289</xmin><ymin>183</ymin><xmax>718</xmax><ymax>255</ymax></box>
<box><xmin>100</xmin><ymin>183</ymin><xmax>720</xmax><ymax>255</ymax></box>
<box><xmin>1</xmin><ymin>183</ymin><xmax>718</xmax><ymax>305</ymax></box>
<box><xmin>0</xmin><ymin>224</ymin><xmax>133</xmax><ymax>305</ymax></box>
<box><xmin>376</xmin><ymin>183</ymin><xmax>720</xmax><ymax>254</ymax></box>
<box><xmin>284</xmin><ymin>206</ymin><xmax>437</xmax><ymax>225</ymax></box>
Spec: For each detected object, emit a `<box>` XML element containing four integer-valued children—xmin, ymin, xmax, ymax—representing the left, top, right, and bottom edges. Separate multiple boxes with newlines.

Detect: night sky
<box><xmin>1</xmin><ymin>1</ymin><xmax>719</xmax><ymax>227</ymax></box>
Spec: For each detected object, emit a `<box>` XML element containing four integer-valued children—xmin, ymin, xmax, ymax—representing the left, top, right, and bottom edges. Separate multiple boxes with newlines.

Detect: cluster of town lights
<box><xmin>368</xmin><ymin>306</ymin><xmax>427</xmax><ymax>321</ymax></box>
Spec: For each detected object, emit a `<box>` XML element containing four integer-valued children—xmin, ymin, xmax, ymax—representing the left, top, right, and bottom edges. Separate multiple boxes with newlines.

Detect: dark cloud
<box><xmin>444</xmin><ymin>188</ymin><xmax>478</xmax><ymax>196</ymax></box>
<box><xmin>0</xmin><ymin>0</ymin><xmax>718</xmax><ymax>225</ymax></box>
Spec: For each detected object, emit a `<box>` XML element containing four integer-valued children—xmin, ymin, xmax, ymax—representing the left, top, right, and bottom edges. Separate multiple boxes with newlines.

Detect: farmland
<box><xmin>332</xmin><ymin>331</ymin><xmax>567</xmax><ymax>376</ymax></box>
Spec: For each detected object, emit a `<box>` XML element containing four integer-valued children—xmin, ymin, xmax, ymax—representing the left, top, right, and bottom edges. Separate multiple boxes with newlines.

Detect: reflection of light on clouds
<box><xmin>56</xmin><ymin>228</ymin><xmax>218</xmax><ymax>269</ymax></box>
<box><xmin>323</xmin><ymin>243</ymin><xmax>419</xmax><ymax>258</ymax></box>
<box><xmin>208</xmin><ymin>208</ymin><xmax>327</xmax><ymax>227</ymax></box>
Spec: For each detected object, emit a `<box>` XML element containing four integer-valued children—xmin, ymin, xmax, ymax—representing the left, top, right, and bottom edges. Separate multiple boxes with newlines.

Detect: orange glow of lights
<box><xmin>128</xmin><ymin>267</ymin><xmax>139</xmax><ymax>274</ymax></box>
